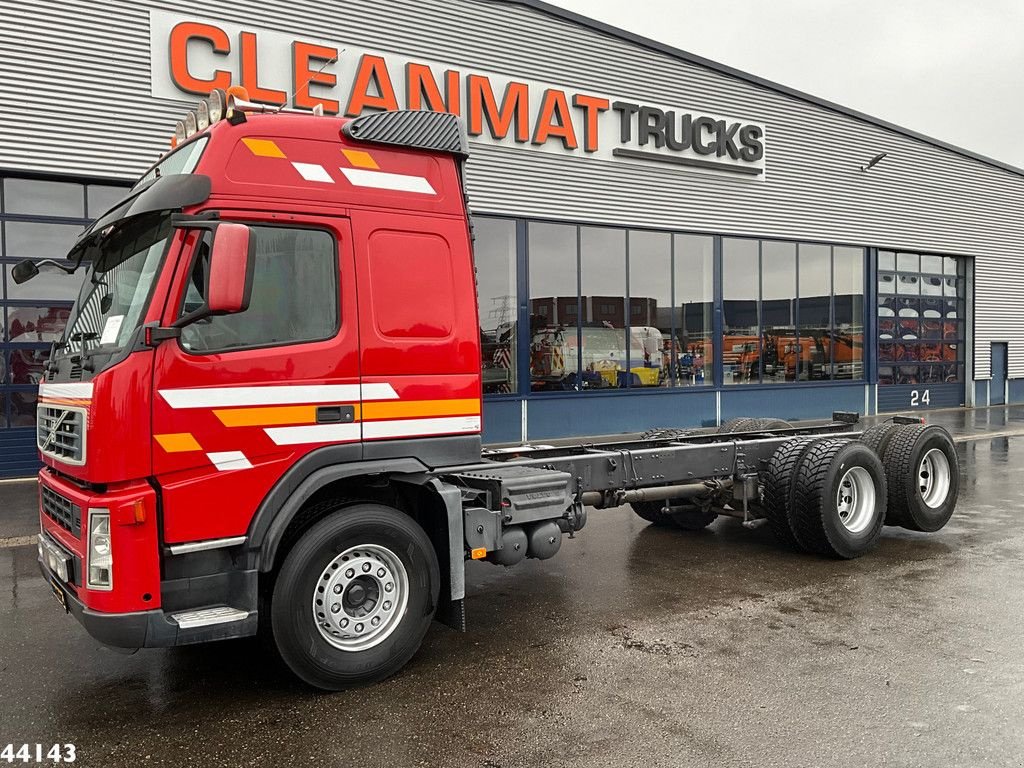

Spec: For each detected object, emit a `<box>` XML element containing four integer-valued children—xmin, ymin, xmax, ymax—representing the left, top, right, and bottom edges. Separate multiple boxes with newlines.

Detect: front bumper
<box><xmin>39</xmin><ymin>555</ymin><xmax>259</xmax><ymax>648</ymax></box>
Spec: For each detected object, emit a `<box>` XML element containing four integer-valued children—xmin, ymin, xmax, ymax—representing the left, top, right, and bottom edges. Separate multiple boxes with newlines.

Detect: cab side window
<box><xmin>179</xmin><ymin>225</ymin><xmax>338</xmax><ymax>352</ymax></box>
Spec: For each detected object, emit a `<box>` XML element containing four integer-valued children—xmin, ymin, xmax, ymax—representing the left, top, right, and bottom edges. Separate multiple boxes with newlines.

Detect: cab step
<box><xmin>170</xmin><ymin>606</ymin><xmax>249</xmax><ymax>629</ymax></box>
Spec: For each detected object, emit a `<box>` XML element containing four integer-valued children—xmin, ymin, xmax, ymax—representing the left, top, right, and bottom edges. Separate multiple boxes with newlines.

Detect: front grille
<box><xmin>37</xmin><ymin>405</ymin><xmax>86</xmax><ymax>464</ymax></box>
<box><xmin>41</xmin><ymin>485</ymin><xmax>82</xmax><ymax>537</ymax></box>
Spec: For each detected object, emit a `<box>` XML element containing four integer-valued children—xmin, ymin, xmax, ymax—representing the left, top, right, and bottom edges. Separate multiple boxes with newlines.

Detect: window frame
<box><xmin>174</xmin><ymin>221</ymin><xmax>342</xmax><ymax>357</ymax></box>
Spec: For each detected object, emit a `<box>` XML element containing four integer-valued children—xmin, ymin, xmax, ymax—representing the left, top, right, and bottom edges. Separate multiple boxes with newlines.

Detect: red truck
<box><xmin>21</xmin><ymin>90</ymin><xmax>961</xmax><ymax>690</ymax></box>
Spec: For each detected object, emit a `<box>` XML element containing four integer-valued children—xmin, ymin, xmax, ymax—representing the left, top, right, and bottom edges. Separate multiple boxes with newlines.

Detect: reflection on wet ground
<box><xmin>2</xmin><ymin>426</ymin><xmax>1024</xmax><ymax>766</ymax></box>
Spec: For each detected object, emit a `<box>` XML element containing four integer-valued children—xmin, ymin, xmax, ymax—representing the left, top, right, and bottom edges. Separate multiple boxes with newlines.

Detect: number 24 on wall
<box><xmin>910</xmin><ymin>389</ymin><xmax>931</xmax><ymax>407</ymax></box>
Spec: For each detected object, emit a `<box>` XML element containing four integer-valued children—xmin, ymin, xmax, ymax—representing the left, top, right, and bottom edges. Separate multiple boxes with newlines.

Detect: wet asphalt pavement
<box><xmin>2</xmin><ymin>407</ymin><xmax>1024</xmax><ymax>767</ymax></box>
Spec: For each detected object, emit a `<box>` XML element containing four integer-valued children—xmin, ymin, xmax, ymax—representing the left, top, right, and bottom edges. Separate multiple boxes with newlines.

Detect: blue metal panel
<box><xmin>975</xmin><ymin>380</ymin><xmax>988</xmax><ymax>407</ymax></box>
<box><xmin>482</xmin><ymin>398</ymin><xmax>522</xmax><ymax>444</ymax></box>
<box><xmin>721</xmin><ymin>383</ymin><xmax>866</xmax><ymax>422</ymax></box>
<box><xmin>1009</xmin><ymin>379</ymin><xmax>1024</xmax><ymax>404</ymax></box>
<box><xmin>527</xmin><ymin>390</ymin><xmax>718</xmax><ymax>439</ymax></box>
<box><xmin>0</xmin><ymin>428</ymin><xmax>39</xmax><ymax>478</ymax></box>
<box><xmin>877</xmin><ymin>383</ymin><xmax>964</xmax><ymax>412</ymax></box>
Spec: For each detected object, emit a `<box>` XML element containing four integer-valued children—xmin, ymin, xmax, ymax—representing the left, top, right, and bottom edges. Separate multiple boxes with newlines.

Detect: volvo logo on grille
<box><xmin>41</xmin><ymin>409</ymin><xmax>72</xmax><ymax>452</ymax></box>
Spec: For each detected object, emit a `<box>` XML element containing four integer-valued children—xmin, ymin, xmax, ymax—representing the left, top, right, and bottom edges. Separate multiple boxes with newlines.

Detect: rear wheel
<box><xmin>859</xmin><ymin>422</ymin><xmax>901</xmax><ymax>460</ymax></box>
<box><xmin>881</xmin><ymin>424</ymin><xmax>959</xmax><ymax>532</ymax></box>
<box><xmin>269</xmin><ymin>502</ymin><xmax>439</xmax><ymax>690</ymax></box>
<box><xmin>761</xmin><ymin>436</ymin><xmax>822</xmax><ymax>550</ymax></box>
<box><xmin>717</xmin><ymin>417</ymin><xmax>759</xmax><ymax>434</ymax></box>
<box><xmin>789</xmin><ymin>439</ymin><xmax>887</xmax><ymax>558</ymax></box>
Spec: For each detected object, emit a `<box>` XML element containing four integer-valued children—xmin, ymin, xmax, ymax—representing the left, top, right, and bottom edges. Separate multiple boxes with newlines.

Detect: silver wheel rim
<box><xmin>919</xmin><ymin>448</ymin><xmax>951</xmax><ymax>509</ymax></box>
<box><xmin>312</xmin><ymin>544</ymin><xmax>409</xmax><ymax>652</ymax></box>
<box><xmin>836</xmin><ymin>466</ymin><xmax>876</xmax><ymax>534</ymax></box>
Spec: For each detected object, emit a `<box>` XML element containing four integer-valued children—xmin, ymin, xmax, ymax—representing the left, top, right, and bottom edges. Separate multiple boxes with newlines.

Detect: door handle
<box><xmin>316</xmin><ymin>405</ymin><xmax>355</xmax><ymax>424</ymax></box>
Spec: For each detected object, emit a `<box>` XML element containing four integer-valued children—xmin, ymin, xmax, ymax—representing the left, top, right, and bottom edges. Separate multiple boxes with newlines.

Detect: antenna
<box><xmin>277</xmin><ymin>50</ymin><xmax>343</xmax><ymax>113</ymax></box>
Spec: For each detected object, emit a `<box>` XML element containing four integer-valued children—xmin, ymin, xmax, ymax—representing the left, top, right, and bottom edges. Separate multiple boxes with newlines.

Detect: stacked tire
<box><xmin>760</xmin><ymin>422</ymin><xmax>958</xmax><ymax>558</ymax></box>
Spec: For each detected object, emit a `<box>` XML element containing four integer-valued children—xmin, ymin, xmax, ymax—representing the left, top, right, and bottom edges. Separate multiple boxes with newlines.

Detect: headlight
<box><xmin>87</xmin><ymin>509</ymin><xmax>112</xmax><ymax>590</ymax></box>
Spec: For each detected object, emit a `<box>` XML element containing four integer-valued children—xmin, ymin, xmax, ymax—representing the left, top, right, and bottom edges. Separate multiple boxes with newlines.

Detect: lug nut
<box><xmin>333</xmin><ymin>584</ymin><xmax>343</xmax><ymax>594</ymax></box>
<box><xmin>331</xmin><ymin>604</ymin><xmax>341</xmax><ymax>614</ymax></box>
<box><xmin>384</xmin><ymin>582</ymin><xmax>394</xmax><ymax>593</ymax></box>
<box><xmin>355</xmin><ymin>623</ymin><xmax>364</xmax><ymax>633</ymax></box>
<box><xmin>345</xmin><ymin>569</ymin><xmax>354</xmax><ymax>578</ymax></box>
<box><xmin>371</xmin><ymin>617</ymin><xmax>380</xmax><ymax>626</ymax></box>
<box><xmin>340</xmin><ymin>618</ymin><xmax>349</xmax><ymax>628</ymax></box>
<box><xmin>377</xmin><ymin>568</ymin><xmax>386</xmax><ymax>577</ymax></box>
<box><xmin>362</xmin><ymin>563</ymin><xmax>371</xmax><ymax>572</ymax></box>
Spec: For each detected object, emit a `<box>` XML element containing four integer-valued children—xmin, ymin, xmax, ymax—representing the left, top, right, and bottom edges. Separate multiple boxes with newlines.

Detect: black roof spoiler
<box><xmin>342</xmin><ymin>111</ymin><xmax>470</xmax><ymax>158</ymax></box>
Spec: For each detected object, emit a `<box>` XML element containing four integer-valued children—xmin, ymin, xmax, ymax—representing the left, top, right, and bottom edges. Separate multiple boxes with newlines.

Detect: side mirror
<box><xmin>206</xmin><ymin>222</ymin><xmax>253</xmax><ymax>315</ymax></box>
<box><xmin>12</xmin><ymin>260</ymin><xmax>39</xmax><ymax>284</ymax></box>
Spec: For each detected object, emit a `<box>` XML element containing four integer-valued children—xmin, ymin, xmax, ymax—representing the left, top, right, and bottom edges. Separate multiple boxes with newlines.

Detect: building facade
<box><xmin>0</xmin><ymin>0</ymin><xmax>1021</xmax><ymax>473</ymax></box>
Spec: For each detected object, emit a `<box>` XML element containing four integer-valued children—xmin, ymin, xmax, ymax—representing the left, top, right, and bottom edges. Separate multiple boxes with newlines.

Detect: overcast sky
<box><xmin>547</xmin><ymin>0</ymin><xmax>1024</xmax><ymax>169</ymax></box>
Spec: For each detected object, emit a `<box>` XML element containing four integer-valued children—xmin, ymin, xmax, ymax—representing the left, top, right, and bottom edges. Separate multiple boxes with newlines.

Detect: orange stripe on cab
<box><xmin>155</xmin><ymin>433</ymin><xmax>202</xmax><ymax>453</ymax></box>
<box><xmin>361</xmin><ymin>398</ymin><xmax>480</xmax><ymax>421</ymax></box>
<box><xmin>214</xmin><ymin>405</ymin><xmax>318</xmax><ymax>427</ymax></box>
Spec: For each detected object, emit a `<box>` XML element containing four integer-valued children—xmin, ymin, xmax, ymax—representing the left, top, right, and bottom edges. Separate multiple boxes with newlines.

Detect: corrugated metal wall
<box><xmin>1</xmin><ymin>0</ymin><xmax>1022</xmax><ymax>379</ymax></box>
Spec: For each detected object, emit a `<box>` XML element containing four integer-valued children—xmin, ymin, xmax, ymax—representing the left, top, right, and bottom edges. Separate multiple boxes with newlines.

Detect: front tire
<box><xmin>269</xmin><ymin>502</ymin><xmax>439</xmax><ymax>690</ymax></box>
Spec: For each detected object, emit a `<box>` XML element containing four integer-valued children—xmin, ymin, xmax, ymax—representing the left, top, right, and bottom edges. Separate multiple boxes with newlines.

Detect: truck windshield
<box><xmin>56</xmin><ymin>211</ymin><xmax>172</xmax><ymax>358</ymax></box>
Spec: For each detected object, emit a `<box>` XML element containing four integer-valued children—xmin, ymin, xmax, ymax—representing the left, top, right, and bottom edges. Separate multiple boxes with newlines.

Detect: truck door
<box><xmin>151</xmin><ymin>215</ymin><xmax>360</xmax><ymax>544</ymax></box>
<box><xmin>349</xmin><ymin>209</ymin><xmax>481</xmax><ymax>456</ymax></box>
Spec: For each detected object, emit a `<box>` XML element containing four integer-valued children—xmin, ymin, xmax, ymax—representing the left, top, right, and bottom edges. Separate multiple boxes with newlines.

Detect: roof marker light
<box><xmin>196</xmin><ymin>99</ymin><xmax>210</xmax><ymax>131</ymax></box>
<box><xmin>185</xmin><ymin>111</ymin><xmax>198</xmax><ymax>138</ymax></box>
<box><xmin>174</xmin><ymin>121</ymin><xmax>186</xmax><ymax>145</ymax></box>
<box><xmin>207</xmin><ymin>88</ymin><xmax>226</xmax><ymax>123</ymax></box>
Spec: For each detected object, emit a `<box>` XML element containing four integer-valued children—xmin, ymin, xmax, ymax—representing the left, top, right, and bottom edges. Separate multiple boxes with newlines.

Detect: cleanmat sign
<box><xmin>149</xmin><ymin>10</ymin><xmax>766</xmax><ymax>178</ymax></box>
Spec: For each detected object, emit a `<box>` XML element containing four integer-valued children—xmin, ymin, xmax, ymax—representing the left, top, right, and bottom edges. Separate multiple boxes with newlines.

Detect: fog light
<box><xmin>87</xmin><ymin>509</ymin><xmax>112</xmax><ymax>591</ymax></box>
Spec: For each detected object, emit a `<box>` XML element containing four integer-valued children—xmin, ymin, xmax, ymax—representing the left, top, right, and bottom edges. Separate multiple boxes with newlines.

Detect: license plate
<box><xmin>50</xmin><ymin>578</ymin><xmax>68</xmax><ymax>612</ymax></box>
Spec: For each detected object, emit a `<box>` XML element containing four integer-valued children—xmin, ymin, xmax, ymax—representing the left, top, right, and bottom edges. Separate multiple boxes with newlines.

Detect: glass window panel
<box><xmin>896</xmin><ymin>297</ymin><xmax>919</xmax><ymax>318</ymax></box>
<box><xmin>897</xmin><ymin>274</ymin><xmax>920</xmax><ymax>295</ymax></box>
<box><xmin>9</xmin><ymin>389</ymin><xmax>36</xmax><ymax>427</ymax></box>
<box><xmin>920</xmin><ymin>317</ymin><xmax>943</xmax><ymax>339</ymax></box>
<box><xmin>920</xmin><ymin>341</ymin><xmax>944</xmax><ymax>362</ymax></box>
<box><xmin>897</xmin><ymin>252</ymin><xmax>919</xmax><ymax>272</ymax></box>
<box><xmin>86</xmin><ymin>185</ymin><xmax>129</xmax><ymax>219</ymax></box>
<box><xmin>921</xmin><ymin>275</ymin><xmax>943</xmax><ymax>296</ymax></box>
<box><xmin>673</xmin><ymin>234</ymin><xmax>713</xmax><ymax>387</ymax></box>
<box><xmin>895</xmin><ymin>365</ymin><xmax>922</xmax><ymax>385</ymax></box>
<box><xmin>474</xmin><ymin>218</ymin><xmax>518</xmax><ymax>395</ymax></box>
<box><xmin>628</xmin><ymin>230</ymin><xmax>671</xmax><ymax>388</ymax></box>
<box><xmin>7</xmin><ymin>305</ymin><xmax>70</xmax><ymax>342</ymax></box>
<box><xmin>878</xmin><ymin>251</ymin><xmax>895</xmax><ymax>271</ymax></box>
<box><xmin>797</xmin><ymin>243</ymin><xmax>831</xmax><ymax>381</ymax></box>
<box><xmin>528</xmin><ymin>223</ymin><xmax>577</xmax><ymax>391</ymax></box>
<box><xmin>9</xmin><ymin>348</ymin><xmax>45</xmax><ymax>385</ymax></box>
<box><xmin>943</xmin><ymin>256</ymin><xmax>958</xmax><ymax>275</ymax></box>
<box><xmin>5</xmin><ymin>262</ymin><xmax>80</xmax><ymax>301</ymax></box>
<box><xmin>180</xmin><ymin>227</ymin><xmax>337</xmax><ymax>353</ymax></box>
<box><xmin>723</xmin><ymin>238</ymin><xmax>759</xmax><ymax>384</ymax></box>
<box><xmin>3</xmin><ymin>178</ymin><xmax>83</xmax><ymax>217</ymax></box>
<box><xmin>879</xmin><ymin>317</ymin><xmax>896</xmax><ymax>341</ymax></box>
<box><xmin>4</xmin><ymin>221</ymin><xmax>83</xmax><ymax>260</ymax></box>
<box><xmin>832</xmin><ymin>246</ymin><xmax>864</xmax><ymax>380</ymax></box>
<box><xmin>897</xmin><ymin>318</ymin><xmax>919</xmax><ymax>340</ymax></box>
<box><xmin>761</xmin><ymin>241</ymin><xmax>796</xmax><ymax>384</ymax></box>
<box><xmin>878</xmin><ymin>272</ymin><xmax>896</xmax><ymax>294</ymax></box>
<box><xmin>920</xmin><ymin>297</ymin><xmax>944</xmax><ymax>318</ymax></box>
<box><xmin>580</xmin><ymin>227</ymin><xmax>626</xmax><ymax>390</ymax></box>
<box><xmin>921</xmin><ymin>255</ymin><xmax>943</xmax><ymax>274</ymax></box>
<box><xmin>878</xmin><ymin>295</ymin><xmax>896</xmax><ymax>318</ymax></box>
<box><xmin>879</xmin><ymin>366</ymin><xmax>894</xmax><ymax>385</ymax></box>
<box><xmin>942</xmin><ymin>277</ymin><xmax>957</xmax><ymax>297</ymax></box>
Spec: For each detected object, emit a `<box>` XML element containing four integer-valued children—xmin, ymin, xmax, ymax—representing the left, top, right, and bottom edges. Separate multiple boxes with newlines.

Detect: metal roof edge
<box><xmin>488</xmin><ymin>0</ymin><xmax>1024</xmax><ymax>180</ymax></box>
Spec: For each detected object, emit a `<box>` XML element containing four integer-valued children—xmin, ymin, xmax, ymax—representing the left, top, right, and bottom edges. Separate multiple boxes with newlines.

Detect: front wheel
<box><xmin>269</xmin><ymin>502</ymin><xmax>439</xmax><ymax>690</ymax></box>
